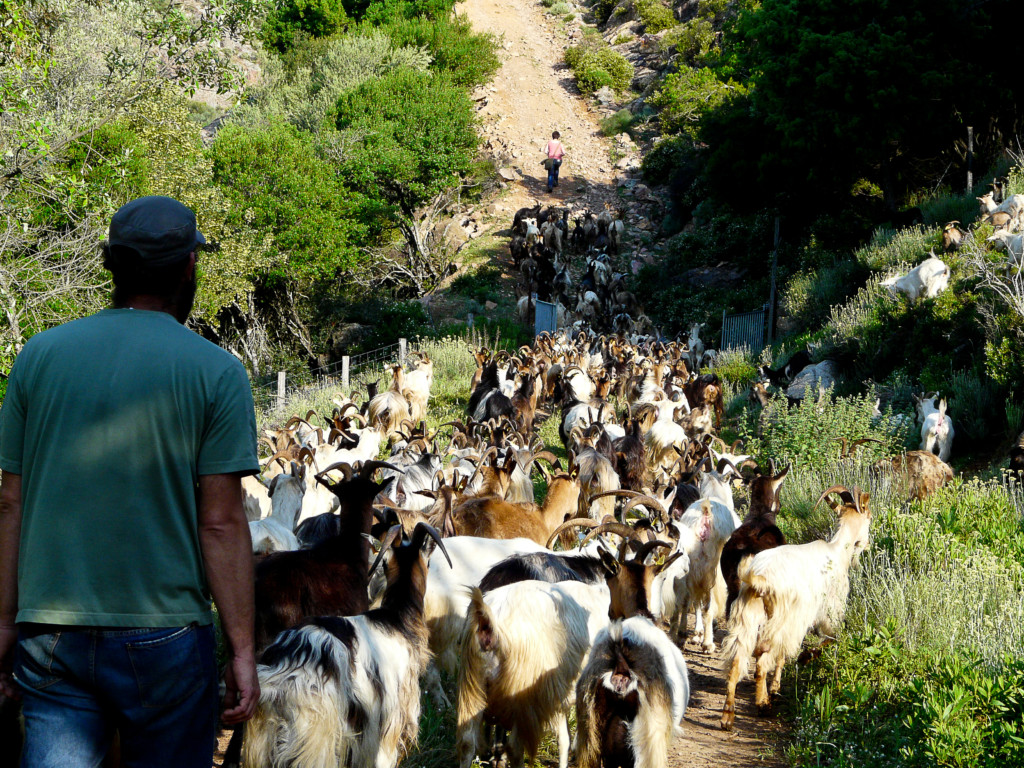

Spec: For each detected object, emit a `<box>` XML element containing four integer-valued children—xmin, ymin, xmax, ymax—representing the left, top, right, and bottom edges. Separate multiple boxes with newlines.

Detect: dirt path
<box><xmin>455</xmin><ymin>0</ymin><xmax>788</xmax><ymax>764</ymax></box>
<box><xmin>459</xmin><ymin>0</ymin><xmax>624</xmax><ymax>216</ymax></box>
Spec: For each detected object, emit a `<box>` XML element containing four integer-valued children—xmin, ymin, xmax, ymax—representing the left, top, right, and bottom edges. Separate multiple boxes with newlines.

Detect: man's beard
<box><xmin>174</xmin><ymin>270</ymin><xmax>198</xmax><ymax>324</ymax></box>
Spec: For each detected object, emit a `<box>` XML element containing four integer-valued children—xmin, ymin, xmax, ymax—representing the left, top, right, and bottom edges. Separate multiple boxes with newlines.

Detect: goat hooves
<box><xmin>701</xmin><ymin>642</ymin><xmax>716</xmax><ymax>654</ymax></box>
<box><xmin>720</xmin><ymin>711</ymin><xmax>735</xmax><ymax>731</ymax></box>
<box><xmin>756</xmin><ymin>702</ymin><xmax>773</xmax><ymax>717</ymax></box>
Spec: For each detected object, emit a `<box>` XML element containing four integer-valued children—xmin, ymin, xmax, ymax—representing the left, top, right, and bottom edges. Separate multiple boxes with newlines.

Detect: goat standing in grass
<box><xmin>721</xmin><ymin>485</ymin><xmax>872</xmax><ymax>730</ymax></box>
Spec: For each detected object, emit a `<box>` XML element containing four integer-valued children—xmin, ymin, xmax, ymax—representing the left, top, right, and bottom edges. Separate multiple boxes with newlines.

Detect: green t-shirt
<box><xmin>0</xmin><ymin>308</ymin><xmax>260</xmax><ymax>627</ymax></box>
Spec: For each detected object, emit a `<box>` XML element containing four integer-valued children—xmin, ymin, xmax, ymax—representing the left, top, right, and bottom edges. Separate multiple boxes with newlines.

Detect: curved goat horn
<box><xmin>633</xmin><ymin>539</ymin><xmax>674</xmax><ymax>564</ymax></box>
<box><xmin>358</xmin><ymin>461</ymin><xmax>404</xmax><ymax>479</ymax></box>
<box><xmin>545</xmin><ymin>517</ymin><xmax>600</xmax><ymax>549</ymax></box>
<box><xmin>369</xmin><ymin>524</ymin><xmax>403</xmax><ymax>576</ymax></box>
<box><xmin>410</xmin><ymin>522</ymin><xmax>452</xmax><ymax>569</ymax></box>
<box><xmin>580</xmin><ymin>521</ymin><xmax>642</xmax><ymax>550</ymax></box>
<box><xmin>814</xmin><ymin>484</ymin><xmax>856</xmax><ymax>511</ymax></box>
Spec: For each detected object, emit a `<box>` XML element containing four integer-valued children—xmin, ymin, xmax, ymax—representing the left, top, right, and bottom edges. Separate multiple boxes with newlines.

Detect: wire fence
<box><xmin>251</xmin><ymin>338</ymin><xmax>420</xmax><ymax>416</ymax></box>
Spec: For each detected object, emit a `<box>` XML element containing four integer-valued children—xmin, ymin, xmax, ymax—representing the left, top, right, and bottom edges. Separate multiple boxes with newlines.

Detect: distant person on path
<box><xmin>545</xmin><ymin>131</ymin><xmax>566</xmax><ymax>192</ymax></box>
<box><xmin>0</xmin><ymin>196</ymin><xmax>261</xmax><ymax>767</ymax></box>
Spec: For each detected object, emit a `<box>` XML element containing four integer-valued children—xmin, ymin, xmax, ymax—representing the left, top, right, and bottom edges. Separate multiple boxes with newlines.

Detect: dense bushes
<box><xmin>379</xmin><ymin>14</ymin><xmax>500</xmax><ymax>88</ymax></box>
<box><xmin>210</xmin><ymin>121</ymin><xmax>365</xmax><ymax>283</ymax></box>
<box><xmin>565</xmin><ymin>36</ymin><xmax>634</xmax><ymax>94</ymax></box>
<box><xmin>261</xmin><ymin>0</ymin><xmax>351</xmax><ymax>52</ymax></box>
<box><xmin>633</xmin><ymin>0</ymin><xmax>676</xmax><ymax>33</ymax></box>
<box><xmin>739</xmin><ymin>390</ymin><xmax>910</xmax><ymax>469</ymax></box>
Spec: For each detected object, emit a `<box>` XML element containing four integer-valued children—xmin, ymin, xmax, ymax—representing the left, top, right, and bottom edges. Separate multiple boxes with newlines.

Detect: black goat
<box><xmin>613</xmin><ymin>418</ymin><xmax>646</xmax><ymax>492</ymax></box>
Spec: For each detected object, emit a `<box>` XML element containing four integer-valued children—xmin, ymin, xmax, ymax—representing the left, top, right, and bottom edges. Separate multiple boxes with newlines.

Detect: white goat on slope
<box><xmin>915</xmin><ymin>393</ymin><xmax>954</xmax><ymax>463</ymax></box>
<box><xmin>720</xmin><ymin>486</ymin><xmax>872</xmax><ymax>731</ymax></box>
<box><xmin>880</xmin><ymin>253</ymin><xmax>950</xmax><ymax>302</ymax></box>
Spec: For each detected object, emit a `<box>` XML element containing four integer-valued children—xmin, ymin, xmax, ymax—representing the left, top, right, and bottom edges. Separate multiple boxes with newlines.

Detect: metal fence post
<box><xmin>276</xmin><ymin>371</ymin><xmax>286</xmax><ymax>411</ymax></box>
<box><xmin>342</xmin><ymin>356</ymin><xmax>350</xmax><ymax>389</ymax></box>
<box><xmin>399</xmin><ymin>338</ymin><xmax>407</xmax><ymax>366</ymax></box>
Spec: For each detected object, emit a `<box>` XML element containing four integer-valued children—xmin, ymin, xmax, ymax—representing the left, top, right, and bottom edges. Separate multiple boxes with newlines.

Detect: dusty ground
<box><xmin>459</xmin><ymin>0</ymin><xmax>628</xmax><ymax>219</ymax></box>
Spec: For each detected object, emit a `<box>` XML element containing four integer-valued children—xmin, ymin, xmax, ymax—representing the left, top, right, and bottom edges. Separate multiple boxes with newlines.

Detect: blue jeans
<box><xmin>547</xmin><ymin>158</ymin><xmax>561</xmax><ymax>190</ymax></box>
<box><xmin>14</xmin><ymin>623</ymin><xmax>218</xmax><ymax>768</ymax></box>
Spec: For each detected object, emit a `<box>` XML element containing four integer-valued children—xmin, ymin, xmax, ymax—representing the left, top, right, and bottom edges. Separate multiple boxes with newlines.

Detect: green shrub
<box><xmin>945</xmin><ymin>369</ymin><xmax>1005</xmax><ymax>448</ymax></box>
<box><xmin>709</xmin><ymin>345</ymin><xmax>759</xmax><ymax>386</ymax></box>
<box><xmin>612</xmin><ymin>33</ymin><xmax>634</xmax><ymax>45</ymax></box>
<box><xmin>379</xmin><ymin>15</ymin><xmax>500</xmax><ymax>88</ymax></box>
<box><xmin>780</xmin><ymin>259</ymin><xmax>862</xmax><ymax>332</ymax></box>
<box><xmin>738</xmin><ymin>389</ymin><xmax>910</xmax><ymax>470</ymax></box>
<box><xmin>634</xmin><ymin>0</ymin><xmax>675</xmax><ymax>33</ymax></box>
<box><xmin>650</xmin><ymin>66</ymin><xmax>743</xmax><ymax>137</ymax></box>
<box><xmin>210</xmin><ymin>120</ymin><xmax>364</xmax><ymax>282</ymax></box>
<box><xmin>855</xmin><ymin>224</ymin><xmax>935</xmax><ymax>271</ymax></box>
<box><xmin>640</xmin><ymin>134</ymin><xmax>695</xmax><ymax>186</ymax></box>
<box><xmin>599</xmin><ymin>108</ymin><xmax>635</xmax><ymax>136</ymax></box>
<box><xmin>660</xmin><ymin>18</ymin><xmax>715</xmax><ymax>62</ymax></box>
<box><xmin>261</xmin><ymin>0</ymin><xmax>350</xmax><ymax>53</ymax></box>
<box><xmin>564</xmin><ymin>38</ymin><xmax>634</xmax><ymax>94</ymax></box>
<box><xmin>549</xmin><ymin>2</ymin><xmax>571</xmax><ymax>13</ymax></box>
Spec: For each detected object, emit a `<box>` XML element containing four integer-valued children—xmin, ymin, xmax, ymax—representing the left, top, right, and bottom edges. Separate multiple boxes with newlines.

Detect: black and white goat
<box><xmin>243</xmin><ymin>523</ymin><xmax>451</xmax><ymax>768</ymax></box>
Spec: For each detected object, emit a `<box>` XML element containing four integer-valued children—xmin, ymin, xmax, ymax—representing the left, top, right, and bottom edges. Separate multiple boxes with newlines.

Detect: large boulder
<box><xmin>786</xmin><ymin>360</ymin><xmax>840</xmax><ymax>401</ymax></box>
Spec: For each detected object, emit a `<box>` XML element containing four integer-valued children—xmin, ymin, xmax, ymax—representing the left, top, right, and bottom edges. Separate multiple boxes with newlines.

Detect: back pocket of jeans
<box><xmin>126</xmin><ymin>625</ymin><xmax>204</xmax><ymax>708</ymax></box>
<box><xmin>15</xmin><ymin>632</ymin><xmax>62</xmax><ymax>690</ymax></box>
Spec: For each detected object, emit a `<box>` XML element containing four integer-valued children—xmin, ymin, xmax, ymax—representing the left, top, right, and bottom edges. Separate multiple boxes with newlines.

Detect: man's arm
<box><xmin>0</xmin><ymin>472</ymin><xmax>21</xmax><ymax>699</ymax></box>
<box><xmin>197</xmin><ymin>473</ymin><xmax>259</xmax><ymax>724</ymax></box>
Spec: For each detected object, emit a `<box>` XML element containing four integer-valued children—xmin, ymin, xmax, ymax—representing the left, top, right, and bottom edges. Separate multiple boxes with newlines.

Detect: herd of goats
<box><xmin>226</xmin><ymin>316</ymin><xmax>981</xmax><ymax>768</ymax></box>
<box><xmin>506</xmin><ymin>203</ymin><xmax>655</xmax><ymax>337</ymax></box>
<box><xmin>211</xmin><ymin>185</ymin><xmax>1024</xmax><ymax>766</ymax></box>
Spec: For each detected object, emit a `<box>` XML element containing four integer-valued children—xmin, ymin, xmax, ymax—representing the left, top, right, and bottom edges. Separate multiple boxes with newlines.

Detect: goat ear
<box><xmin>598</xmin><ymin>548</ymin><xmax>620</xmax><ymax>576</ymax></box>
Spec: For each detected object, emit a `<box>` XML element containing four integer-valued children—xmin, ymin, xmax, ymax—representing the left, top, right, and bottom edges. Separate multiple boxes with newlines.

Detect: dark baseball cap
<box><xmin>106</xmin><ymin>196</ymin><xmax>206</xmax><ymax>267</ymax></box>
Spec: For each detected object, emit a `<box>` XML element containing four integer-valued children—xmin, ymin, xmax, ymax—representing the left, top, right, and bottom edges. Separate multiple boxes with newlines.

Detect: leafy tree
<box><xmin>701</xmin><ymin>0</ymin><xmax>1024</xmax><ymax>218</ymax></box>
<box><xmin>210</xmin><ymin>120</ymin><xmax>365</xmax><ymax>284</ymax></box>
<box><xmin>334</xmin><ymin>68</ymin><xmax>479</xmax><ymax>292</ymax></box>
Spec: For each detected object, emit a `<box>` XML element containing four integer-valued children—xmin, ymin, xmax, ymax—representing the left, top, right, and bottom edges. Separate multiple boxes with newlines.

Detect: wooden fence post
<box><xmin>966</xmin><ymin>125</ymin><xmax>974</xmax><ymax>192</ymax></box>
<box><xmin>399</xmin><ymin>338</ymin><xmax>408</xmax><ymax>366</ymax></box>
<box><xmin>276</xmin><ymin>371</ymin><xmax>286</xmax><ymax>411</ymax></box>
<box><xmin>342</xmin><ymin>356</ymin><xmax>350</xmax><ymax>389</ymax></box>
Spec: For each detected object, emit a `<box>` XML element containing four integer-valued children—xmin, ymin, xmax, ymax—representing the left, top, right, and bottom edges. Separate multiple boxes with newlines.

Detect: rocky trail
<box><xmin>449</xmin><ymin>0</ymin><xmax>665</xmax><ymax>260</ymax></box>
<box><xmin>452</xmin><ymin>0</ymin><xmax>788</xmax><ymax>764</ymax></box>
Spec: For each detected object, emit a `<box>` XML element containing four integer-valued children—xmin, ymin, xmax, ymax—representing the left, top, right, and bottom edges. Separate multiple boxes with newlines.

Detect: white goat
<box><xmin>524</xmin><ymin>219</ymin><xmax>541</xmax><ymax>248</ymax></box>
<box><xmin>242</xmin><ymin>474</ymin><xmax>271</xmax><ymax>522</ymax></box>
<box><xmin>423</xmin><ymin>536</ymin><xmax>548</xmax><ymax>707</ymax></box>
<box><xmin>978</xmin><ymin>192</ymin><xmax>1024</xmax><ymax>230</ymax></box>
<box><xmin>880</xmin><ymin>253</ymin><xmax>950</xmax><ymax>302</ymax></box>
<box><xmin>686</xmin><ymin>323</ymin><xmax>704</xmax><ymax>371</ymax></box>
<box><xmin>721</xmin><ymin>486</ymin><xmax>871</xmax><ymax>730</ymax></box>
<box><xmin>542</xmin><ymin>219</ymin><xmax>564</xmax><ymax>255</ymax></box>
<box><xmin>662</xmin><ymin>498</ymin><xmax>736</xmax><ymax>652</ymax></box>
<box><xmin>401</xmin><ymin>353</ymin><xmax>434</xmax><ymax>424</ymax></box>
<box><xmin>248</xmin><ymin>465</ymin><xmax>305</xmax><ymax>554</ymax></box>
<box><xmin>457</xmin><ymin>580</ymin><xmax>611</xmax><ymax>768</ymax></box>
<box><xmin>915</xmin><ymin>394</ymin><xmax>954</xmax><ymax>463</ymax></box>
<box><xmin>987</xmin><ymin>230</ymin><xmax>1024</xmax><ymax>269</ymax></box>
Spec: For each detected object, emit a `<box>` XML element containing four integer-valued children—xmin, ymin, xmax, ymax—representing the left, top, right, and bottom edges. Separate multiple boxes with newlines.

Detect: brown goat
<box><xmin>449</xmin><ymin>470</ymin><xmax>581</xmax><ymax>544</ymax></box>
<box><xmin>874</xmin><ymin>450</ymin><xmax>953</xmax><ymax>500</ymax></box>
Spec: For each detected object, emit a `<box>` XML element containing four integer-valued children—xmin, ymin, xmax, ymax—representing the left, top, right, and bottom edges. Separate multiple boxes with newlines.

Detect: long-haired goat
<box><xmin>243</xmin><ymin>523</ymin><xmax>450</xmax><ymax>768</ymax></box>
<box><xmin>720</xmin><ymin>486</ymin><xmax>872</xmax><ymax>730</ymax></box>
<box><xmin>573</xmin><ymin>539</ymin><xmax>690</xmax><ymax>768</ymax></box>
<box><xmin>368</xmin><ymin>365</ymin><xmax>412</xmax><ymax>442</ymax></box>
<box><xmin>249</xmin><ymin>462</ymin><xmax>306</xmax><ymax>554</ymax></box>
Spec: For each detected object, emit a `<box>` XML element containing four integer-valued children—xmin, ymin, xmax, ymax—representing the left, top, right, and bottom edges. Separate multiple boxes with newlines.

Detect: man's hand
<box><xmin>0</xmin><ymin>625</ymin><xmax>19</xmax><ymax>700</ymax></box>
<box><xmin>221</xmin><ymin>652</ymin><xmax>259</xmax><ymax>724</ymax></box>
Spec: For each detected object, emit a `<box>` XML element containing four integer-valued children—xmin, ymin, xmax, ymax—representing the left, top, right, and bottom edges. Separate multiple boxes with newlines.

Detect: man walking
<box><xmin>545</xmin><ymin>131</ymin><xmax>566</xmax><ymax>193</ymax></box>
<box><xmin>0</xmin><ymin>196</ymin><xmax>261</xmax><ymax>767</ymax></box>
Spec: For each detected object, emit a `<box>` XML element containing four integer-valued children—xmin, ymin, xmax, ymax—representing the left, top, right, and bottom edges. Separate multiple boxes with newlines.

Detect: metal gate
<box><xmin>721</xmin><ymin>303</ymin><xmax>769</xmax><ymax>351</ymax></box>
<box><xmin>535</xmin><ymin>300</ymin><xmax>558</xmax><ymax>335</ymax></box>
